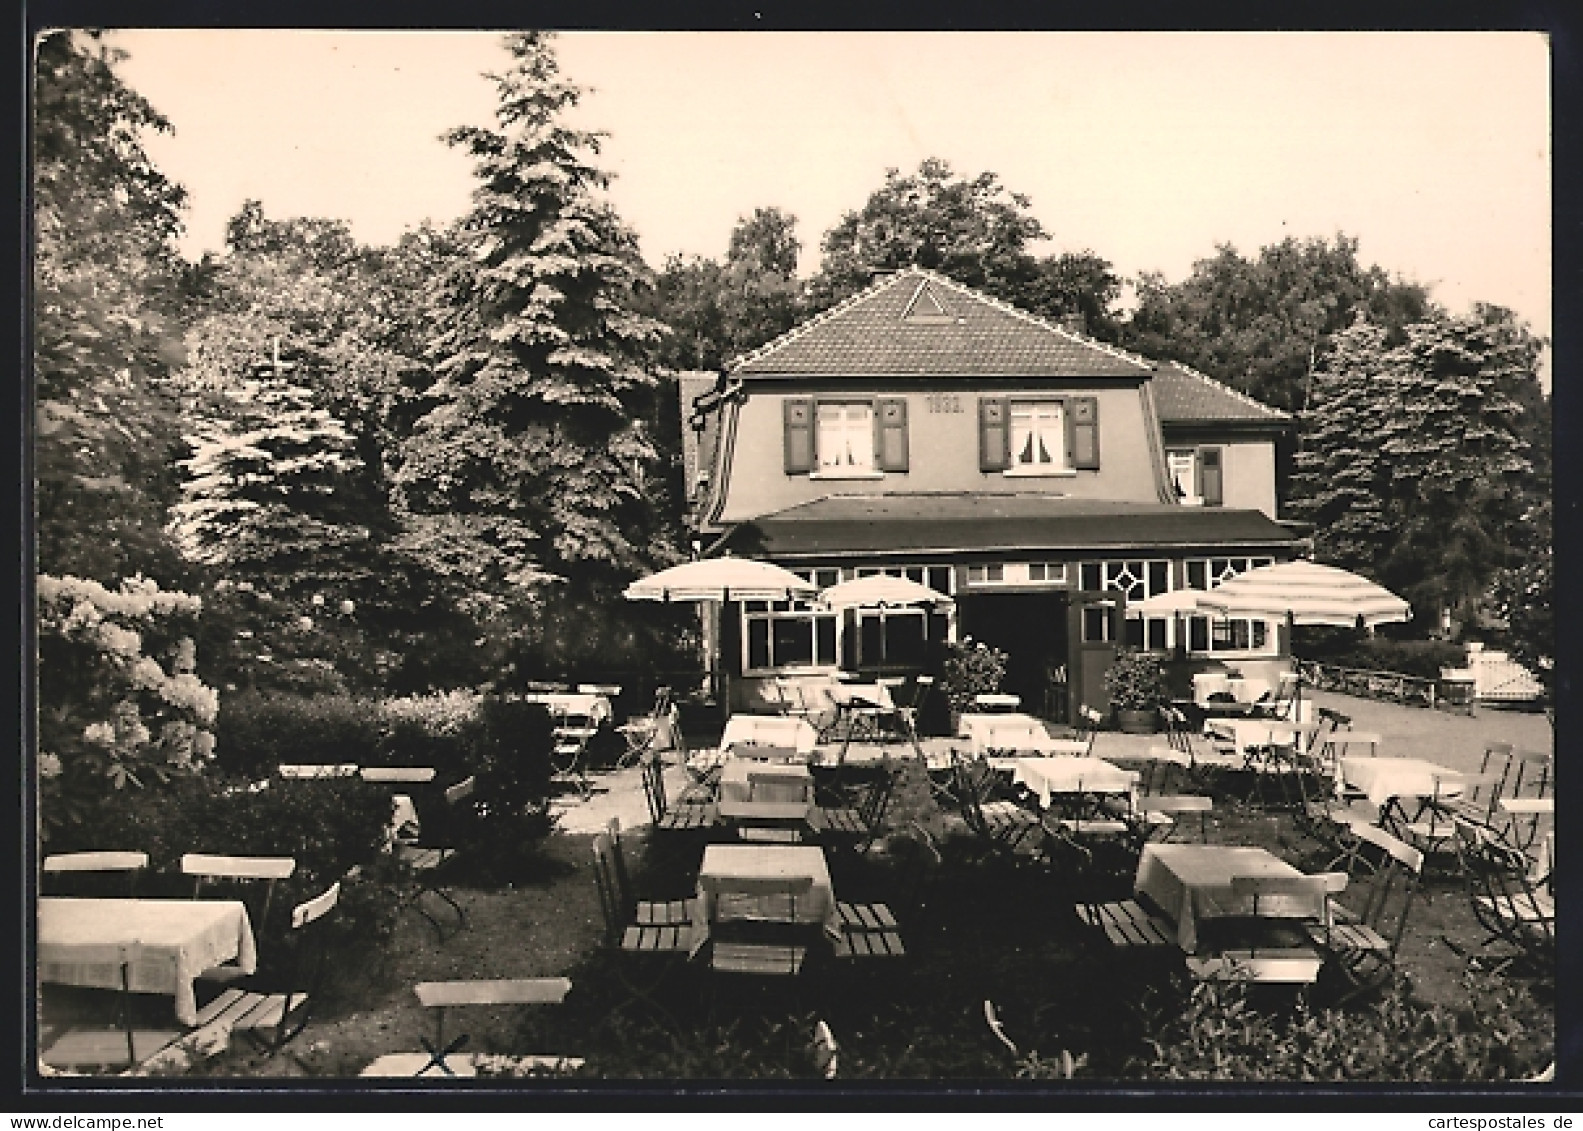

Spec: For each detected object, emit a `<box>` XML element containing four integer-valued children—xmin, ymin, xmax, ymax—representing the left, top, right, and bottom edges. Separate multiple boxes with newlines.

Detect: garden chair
<box><xmin>818</xmin><ymin>765</ymin><xmax>896</xmax><ymax>856</ymax></box>
<box><xmin>895</xmin><ymin>674</ymin><xmax>936</xmax><ymax>741</ymax></box>
<box><xmin>1307</xmin><ymin>826</ymin><xmax>1422</xmax><ymax>1003</ymax></box>
<box><xmin>831</xmin><ymin>894</ymin><xmax>906</xmax><ymax>960</ymax></box>
<box><xmin>1160</xmin><ymin>706</ymin><xmax>1242</xmax><ymax>792</ymax></box>
<box><xmin>359</xmin><ymin>978</ymin><xmax>580</xmax><ymax>1078</ymax></box>
<box><xmin>1074</xmin><ymin>898</ymin><xmax>1174</xmax><ymax>948</ymax></box>
<box><xmin>42</xmin><ymin>851</ymin><xmax>148</xmax><ymax>898</ymax></box>
<box><xmin>1071</xmin><ymin>704</ymin><xmax>1104</xmax><ymax>754</ymax></box>
<box><xmin>954</xmin><ymin>758</ymin><xmax>1045</xmax><ymax>862</ymax></box>
<box><xmin>605</xmin><ymin>817</ymin><xmax>694</xmax><ymax>929</ymax></box>
<box><xmin>590</xmin><ymin>830</ymin><xmax>692</xmax><ymax>1030</ymax></box>
<box><xmin>641</xmin><ymin>754</ymin><xmax>717</xmax><ymax>836</ymax></box>
<box><xmin>40</xmin><ymin>943</ymin><xmax>182</xmax><ymax>1075</ymax></box>
<box><xmin>1400</xmin><ymin>772</ymin><xmax>1499</xmax><ymax>879</ymax></box>
<box><xmin>615</xmin><ymin>687</ymin><xmax>675</xmax><ymax>771</ymax></box>
<box><xmin>1136</xmin><ymin>756</ymin><xmax>1213</xmax><ymax>843</ymax></box>
<box><xmin>181</xmin><ymin>853</ymin><xmax>297</xmax><ymax>936</ymax></box>
<box><xmin>1451</xmin><ymin>816</ymin><xmax>1554</xmax><ymax>977</ymax></box>
<box><xmin>1292</xmin><ymin>754</ymin><xmax>1376</xmax><ymax>874</ymax></box>
<box><xmin>193</xmin><ymin>881</ymin><xmax>341</xmax><ymax>1055</ymax></box>
<box><xmin>1184</xmin><ymin>874</ymin><xmax>1327</xmax><ymax>987</ymax></box>
<box><xmin>393</xmin><ymin>775</ymin><xmax>475</xmax><ymax>941</ymax></box>
<box><xmin>811</xmin><ymin>1019</ymin><xmax>839</xmax><ymax>1078</ymax></box>
<box><xmin>705</xmin><ymin>874</ymin><xmax>815</xmax><ymax>976</ymax></box>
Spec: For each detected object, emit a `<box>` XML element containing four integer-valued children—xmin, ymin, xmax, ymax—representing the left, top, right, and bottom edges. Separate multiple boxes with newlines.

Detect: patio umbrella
<box><xmin>622</xmin><ymin>557</ymin><xmax>818</xmax><ymax>604</ymax></box>
<box><xmin>1196</xmin><ymin>560</ymin><xmax>1411</xmax><ymax>718</ymax></box>
<box><xmin>816</xmin><ymin>574</ymin><xmax>954</xmax><ymax>611</ymax></box>
<box><xmin>817</xmin><ymin>574</ymin><xmax>953</xmax><ymax>666</ymax></box>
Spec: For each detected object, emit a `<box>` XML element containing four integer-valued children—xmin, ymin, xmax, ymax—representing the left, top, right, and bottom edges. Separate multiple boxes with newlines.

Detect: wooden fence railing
<box><xmin>1297</xmin><ymin>660</ymin><xmax>1475</xmax><ymax>712</ymax></box>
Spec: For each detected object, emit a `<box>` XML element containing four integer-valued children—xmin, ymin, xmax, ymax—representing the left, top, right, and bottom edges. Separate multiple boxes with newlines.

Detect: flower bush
<box><xmin>1101</xmin><ymin>649</ymin><xmax>1168</xmax><ymax>712</ymax></box>
<box><xmin>38</xmin><ymin>573</ymin><xmax>220</xmax><ymax>841</ymax></box>
<box><xmin>939</xmin><ymin>639</ymin><xmax>1010</xmax><ymax>723</ymax></box>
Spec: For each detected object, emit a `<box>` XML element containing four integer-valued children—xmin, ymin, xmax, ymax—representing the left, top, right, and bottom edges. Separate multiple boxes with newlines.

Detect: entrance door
<box><xmin>955</xmin><ymin>591</ymin><xmax>1069</xmax><ymax>715</ymax></box>
<box><xmin>1067</xmin><ymin>590</ymin><xmax>1121</xmax><ymax>718</ymax></box>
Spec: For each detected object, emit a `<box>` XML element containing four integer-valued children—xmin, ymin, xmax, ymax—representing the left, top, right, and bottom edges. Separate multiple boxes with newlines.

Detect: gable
<box><xmin>730</xmin><ymin>268</ymin><xmax>1153</xmax><ymax>379</ymax></box>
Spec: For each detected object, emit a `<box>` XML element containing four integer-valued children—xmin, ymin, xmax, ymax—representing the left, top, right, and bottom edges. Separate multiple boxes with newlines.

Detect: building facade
<box><xmin>685</xmin><ymin>268</ymin><xmax>1304</xmax><ymax>716</ymax></box>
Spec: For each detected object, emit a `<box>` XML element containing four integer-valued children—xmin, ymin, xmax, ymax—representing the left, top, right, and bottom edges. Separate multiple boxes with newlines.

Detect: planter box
<box><xmin>1115</xmin><ymin>707</ymin><xmax>1158</xmax><ymax>734</ymax></box>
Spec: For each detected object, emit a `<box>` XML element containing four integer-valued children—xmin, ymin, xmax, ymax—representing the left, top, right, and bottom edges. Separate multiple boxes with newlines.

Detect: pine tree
<box><xmin>395</xmin><ymin>32</ymin><xmax>671</xmax><ymax>614</ymax></box>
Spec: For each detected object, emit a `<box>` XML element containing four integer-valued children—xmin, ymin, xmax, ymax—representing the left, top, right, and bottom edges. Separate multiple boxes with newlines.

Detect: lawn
<box><xmin>100</xmin><ymin>690</ymin><xmax>1553</xmax><ymax>1084</ymax></box>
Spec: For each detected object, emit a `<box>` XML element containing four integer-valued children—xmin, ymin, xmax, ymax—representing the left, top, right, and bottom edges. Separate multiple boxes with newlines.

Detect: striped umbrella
<box><xmin>622</xmin><ymin>557</ymin><xmax>817</xmax><ymax>604</ymax></box>
<box><xmin>1196</xmin><ymin>560</ymin><xmax>1409</xmax><ymax>720</ymax></box>
<box><xmin>1195</xmin><ymin>560</ymin><xmax>1410</xmax><ymax>628</ymax></box>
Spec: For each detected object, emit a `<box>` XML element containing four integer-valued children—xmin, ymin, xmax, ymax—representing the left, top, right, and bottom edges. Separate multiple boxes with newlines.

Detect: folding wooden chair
<box><xmin>641</xmin><ymin>754</ymin><xmax>716</xmax><ymax>835</ymax></box>
<box><xmin>615</xmin><ymin>687</ymin><xmax>675</xmax><ymax>770</ymax></box>
<box><xmin>605</xmin><ymin>817</ymin><xmax>694</xmax><ymax>929</ymax></box>
<box><xmin>1292</xmin><ymin>755</ymin><xmax>1375</xmax><ymax>874</ymax></box>
<box><xmin>42</xmin><ymin>851</ymin><xmax>149</xmax><ymax>898</ymax></box>
<box><xmin>359</xmin><ymin>978</ymin><xmax>579</xmax><ymax>1078</ymax></box>
<box><xmin>1185</xmin><ymin>874</ymin><xmax>1326</xmax><ymax>986</ymax></box>
<box><xmin>955</xmin><ymin>759</ymin><xmax>1045</xmax><ymax>861</ymax></box>
<box><xmin>181</xmin><ymin>853</ymin><xmax>297</xmax><ymax>935</ymax></box>
<box><xmin>1136</xmin><ymin>756</ymin><xmax>1214</xmax><ymax>843</ymax></box>
<box><xmin>194</xmin><ymin>881</ymin><xmax>341</xmax><ymax>1055</ymax></box>
<box><xmin>818</xmin><ymin>766</ymin><xmax>895</xmax><ymax>856</ymax></box>
<box><xmin>831</xmin><ymin>895</ymin><xmax>905</xmax><ymax>960</ymax></box>
<box><xmin>705</xmin><ymin>875</ymin><xmax>815</xmax><ymax>976</ymax></box>
<box><xmin>591</xmin><ymin>830</ymin><xmax>692</xmax><ymax>1026</ymax></box>
<box><xmin>40</xmin><ymin>943</ymin><xmax>182</xmax><ymax>1074</ymax></box>
<box><xmin>1452</xmin><ymin>816</ymin><xmax>1554</xmax><ymax>977</ymax></box>
<box><xmin>1307</xmin><ymin>826</ymin><xmax>1422</xmax><ymax>1003</ymax></box>
<box><xmin>393</xmin><ymin>776</ymin><xmax>475</xmax><ymax>941</ymax></box>
<box><xmin>1075</xmin><ymin>898</ymin><xmax>1175</xmax><ymax>948</ymax></box>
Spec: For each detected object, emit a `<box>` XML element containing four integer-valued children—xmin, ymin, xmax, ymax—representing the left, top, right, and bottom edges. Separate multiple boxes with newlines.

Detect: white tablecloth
<box><xmin>691</xmin><ymin>846</ymin><xmax>839</xmax><ymax>952</ymax></box>
<box><xmin>39</xmin><ymin>897</ymin><xmax>258</xmax><ymax>1026</ymax></box>
<box><xmin>1208</xmin><ymin>719</ymin><xmax>1320</xmax><ymax>755</ymax></box>
<box><xmin>1339</xmin><ymin>757</ymin><xmax>1464</xmax><ymax>807</ymax></box>
<box><xmin>718</xmin><ymin>758</ymin><xmax>813</xmax><ymax>805</ymax></box>
<box><xmin>522</xmin><ymin>692</ymin><xmax>611</xmax><ymax>727</ymax></box>
<box><xmin>1010</xmin><ymin>756</ymin><xmax>1138</xmax><ymax>810</ymax></box>
<box><xmin>1134</xmin><ymin>844</ymin><xmax>1317</xmax><ymax>953</ymax></box>
<box><xmin>720</xmin><ymin>714</ymin><xmax>819</xmax><ymax>754</ymax></box>
<box><xmin>958</xmin><ymin>712</ymin><xmax>1055</xmax><ymax>755</ymax></box>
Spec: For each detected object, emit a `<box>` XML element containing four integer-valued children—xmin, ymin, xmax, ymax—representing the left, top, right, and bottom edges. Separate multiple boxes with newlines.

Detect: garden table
<box><xmin>1206</xmin><ymin>718</ymin><xmax>1320</xmax><ymax>757</ymax></box>
<box><xmin>38</xmin><ymin>897</ymin><xmax>257</xmax><ymax>1026</ymax></box>
<box><xmin>718</xmin><ymin>758</ymin><xmax>813</xmax><ymax>805</ymax></box>
<box><xmin>958</xmin><ymin>712</ymin><xmax>1069</xmax><ymax>756</ymax></box>
<box><xmin>720</xmin><ymin>714</ymin><xmax>819</xmax><ymax>755</ymax></box>
<box><xmin>1133</xmin><ymin>844</ymin><xmax>1320</xmax><ymax>953</ymax></box>
<box><xmin>1007</xmin><ymin>756</ymin><xmax>1138</xmax><ymax>811</ymax></box>
<box><xmin>689</xmin><ymin>845</ymin><xmax>840</xmax><ymax>952</ymax></box>
<box><xmin>521</xmin><ymin>691</ymin><xmax>612</xmax><ymax>730</ymax></box>
<box><xmin>1338</xmin><ymin>756</ymin><xmax>1464</xmax><ymax>809</ymax></box>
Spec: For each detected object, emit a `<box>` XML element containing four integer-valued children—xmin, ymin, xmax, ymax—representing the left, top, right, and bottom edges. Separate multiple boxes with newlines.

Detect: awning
<box><xmin>714</xmin><ymin>494</ymin><xmax>1303</xmax><ymax>560</ymax></box>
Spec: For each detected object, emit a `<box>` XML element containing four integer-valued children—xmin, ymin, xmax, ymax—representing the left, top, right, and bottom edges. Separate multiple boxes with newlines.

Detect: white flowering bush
<box><xmin>380</xmin><ymin>690</ymin><xmax>483</xmax><ymax>737</ymax></box>
<box><xmin>38</xmin><ymin>573</ymin><xmax>220</xmax><ymax>839</ymax></box>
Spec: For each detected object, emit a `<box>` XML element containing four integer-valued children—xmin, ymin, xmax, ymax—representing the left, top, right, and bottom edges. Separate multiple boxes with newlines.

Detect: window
<box><xmin>1009</xmin><ymin>401</ymin><xmax>1065</xmax><ymax>472</ymax></box>
<box><xmin>1184</xmin><ymin>557</ymin><xmax>1275</xmax><ymax>591</ymax></box>
<box><xmin>1026</xmin><ymin>562</ymin><xmax>1067</xmax><ymax>583</ymax></box>
<box><xmin>979</xmin><ymin>396</ymin><xmax>1099</xmax><ymax>472</ymax></box>
<box><xmin>784</xmin><ymin>397</ymin><xmax>908</xmax><ymax>476</ymax></box>
<box><xmin>1079</xmin><ymin>559</ymin><xmax>1171</xmax><ymax>602</ymax></box>
<box><xmin>1167</xmin><ymin>447</ymin><xmax>1224</xmax><ymax>506</ymax></box>
<box><xmin>816</xmin><ymin>402</ymin><xmax>875</xmax><ymax>474</ymax></box>
<box><xmin>740</xmin><ymin>563</ymin><xmax>951</xmax><ymax>673</ymax></box>
<box><xmin>966</xmin><ymin>563</ymin><xmax>1006</xmax><ymax>585</ymax></box>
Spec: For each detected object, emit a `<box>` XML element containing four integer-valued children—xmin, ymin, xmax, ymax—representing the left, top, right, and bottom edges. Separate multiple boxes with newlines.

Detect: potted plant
<box><xmin>1102</xmin><ymin>650</ymin><xmax>1168</xmax><ymax>734</ymax></box>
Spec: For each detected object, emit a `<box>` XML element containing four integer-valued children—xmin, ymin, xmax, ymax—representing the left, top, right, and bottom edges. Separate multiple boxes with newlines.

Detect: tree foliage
<box><xmin>33</xmin><ymin>29</ymin><xmax>193</xmax><ymax>585</ymax></box>
<box><xmin>1288</xmin><ymin>309</ymin><xmax>1539</xmax><ymax>630</ymax></box>
<box><xmin>395</xmin><ymin>32</ymin><xmax>675</xmax><ymax>624</ymax></box>
<box><xmin>1120</xmin><ymin>235</ymin><xmax>1435</xmax><ymax>414</ymax></box>
<box><xmin>645</xmin><ymin>206</ymin><xmax>806</xmax><ymax>371</ymax></box>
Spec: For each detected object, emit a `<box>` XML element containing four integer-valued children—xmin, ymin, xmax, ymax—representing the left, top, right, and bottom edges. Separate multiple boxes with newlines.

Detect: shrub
<box><xmin>212</xmin><ymin>692</ymin><xmax>383</xmax><ymax>780</ymax></box>
<box><xmin>37</xmin><ymin>574</ymin><xmax>220</xmax><ymax>843</ymax></box>
<box><xmin>1102</xmin><ymin>650</ymin><xmax>1169</xmax><ymax>712</ymax></box>
<box><xmin>939</xmin><ymin>639</ymin><xmax>1009</xmax><ymax>722</ymax></box>
<box><xmin>452</xmin><ymin>696</ymin><xmax>558</xmax><ymax>884</ymax></box>
<box><xmin>1130</xmin><ymin>972</ymin><xmax>1551</xmax><ymax>1082</ymax></box>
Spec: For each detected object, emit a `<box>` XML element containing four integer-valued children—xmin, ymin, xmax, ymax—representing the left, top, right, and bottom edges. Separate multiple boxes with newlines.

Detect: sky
<box><xmin>110</xmin><ymin>30</ymin><xmax>1551</xmax><ymax>341</ymax></box>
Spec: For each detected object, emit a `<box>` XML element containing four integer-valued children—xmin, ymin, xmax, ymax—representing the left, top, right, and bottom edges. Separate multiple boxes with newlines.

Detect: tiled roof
<box><xmin>718</xmin><ymin>493</ymin><xmax>1301</xmax><ymax>557</ymax></box>
<box><xmin>1151</xmin><ymin>361</ymin><xmax>1290</xmax><ymax>425</ymax></box>
<box><xmin>729</xmin><ymin>268</ymin><xmax>1154</xmax><ymax>379</ymax></box>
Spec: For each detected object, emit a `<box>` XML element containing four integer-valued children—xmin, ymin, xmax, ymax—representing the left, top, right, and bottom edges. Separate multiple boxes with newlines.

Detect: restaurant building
<box><xmin>681</xmin><ymin>268</ymin><xmax>1306</xmax><ymax>716</ymax></box>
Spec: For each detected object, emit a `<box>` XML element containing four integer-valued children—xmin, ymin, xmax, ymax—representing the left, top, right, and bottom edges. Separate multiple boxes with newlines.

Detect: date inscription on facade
<box><xmin>926</xmin><ymin>393</ymin><xmax>963</xmax><ymax>414</ymax></box>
